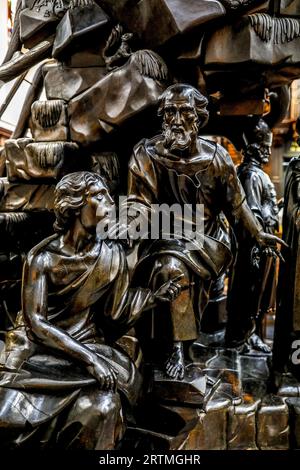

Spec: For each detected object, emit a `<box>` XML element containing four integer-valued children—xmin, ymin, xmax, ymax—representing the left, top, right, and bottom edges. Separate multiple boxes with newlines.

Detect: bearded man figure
<box><xmin>126</xmin><ymin>83</ymin><xmax>284</xmax><ymax>380</ymax></box>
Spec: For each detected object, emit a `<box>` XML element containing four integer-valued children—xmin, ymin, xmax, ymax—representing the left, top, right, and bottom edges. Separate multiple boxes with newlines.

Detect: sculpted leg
<box><xmin>165</xmin><ymin>340</ymin><xmax>185</xmax><ymax>380</ymax></box>
<box><xmin>151</xmin><ymin>255</ymin><xmax>198</xmax><ymax>380</ymax></box>
<box><xmin>58</xmin><ymin>388</ymin><xmax>124</xmax><ymax>450</ymax></box>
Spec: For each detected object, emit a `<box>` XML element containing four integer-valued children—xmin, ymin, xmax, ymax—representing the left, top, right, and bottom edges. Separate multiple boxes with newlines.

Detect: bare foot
<box><xmin>165</xmin><ymin>341</ymin><xmax>185</xmax><ymax>380</ymax></box>
<box><xmin>248</xmin><ymin>333</ymin><xmax>271</xmax><ymax>354</ymax></box>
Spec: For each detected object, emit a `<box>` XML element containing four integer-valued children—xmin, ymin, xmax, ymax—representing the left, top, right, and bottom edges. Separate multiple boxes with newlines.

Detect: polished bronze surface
<box><xmin>273</xmin><ymin>117</ymin><xmax>300</xmax><ymax>381</ymax></box>
<box><xmin>226</xmin><ymin>118</ymin><xmax>279</xmax><ymax>352</ymax></box>
<box><xmin>0</xmin><ymin>172</ymin><xmax>182</xmax><ymax>449</ymax></box>
<box><xmin>127</xmin><ymin>84</ymin><xmax>283</xmax><ymax>381</ymax></box>
<box><xmin>0</xmin><ymin>0</ymin><xmax>300</xmax><ymax>450</ymax></box>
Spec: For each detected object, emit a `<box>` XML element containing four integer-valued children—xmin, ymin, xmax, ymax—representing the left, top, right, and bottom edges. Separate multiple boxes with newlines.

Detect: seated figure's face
<box><xmin>80</xmin><ymin>184</ymin><xmax>115</xmax><ymax>233</ymax></box>
<box><xmin>162</xmin><ymin>93</ymin><xmax>198</xmax><ymax>153</ymax></box>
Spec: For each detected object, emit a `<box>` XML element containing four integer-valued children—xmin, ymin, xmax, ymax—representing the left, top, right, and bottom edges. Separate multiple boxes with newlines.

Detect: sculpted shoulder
<box><xmin>238</xmin><ymin>163</ymin><xmax>261</xmax><ymax>179</ymax></box>
<box><xmin>130</xmin><ymin>135</ymin><xmax>163</xmax><ymax>172</ymax></box>
<box><xmin>196</xmin><ymin>139</ymin><xmax>234</xmax><ymax>173</ymax></box>
<box><xmin>26</xmin><ymin>236</ymin><xmax>59</xmax><ymax>274</ymax></box>
<box><xmin>133</xmin><ymin>135</ymin><xmax>163</xmax><ymax>155</ymax></box>
<box><xmin>199</xmin><ymin>138</ymin><xmax>218</xmax><ymax>156</ymax></box>
<box><xmin>214</xmin><ymin>141</ymin><xmax>233</xmax><ymax>163</ymax></box>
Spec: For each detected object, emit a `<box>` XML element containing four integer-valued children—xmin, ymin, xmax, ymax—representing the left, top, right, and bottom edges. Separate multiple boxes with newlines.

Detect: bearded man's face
<box><xmin>162</xmin><ymin>95</ymin><xmax>199</xmax><ymax>153</ymax></box>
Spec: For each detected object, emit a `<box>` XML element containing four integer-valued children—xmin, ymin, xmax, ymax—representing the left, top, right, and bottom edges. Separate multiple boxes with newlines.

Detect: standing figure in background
<box><xmin>226</xmin><ymin>118</ymin><xmax>279</xmax><ymax>353</ymax></box>
<box><xmin>273</xmin><ymin>117</ymin><xmax>300</xmax><ymax>379</ymax></box>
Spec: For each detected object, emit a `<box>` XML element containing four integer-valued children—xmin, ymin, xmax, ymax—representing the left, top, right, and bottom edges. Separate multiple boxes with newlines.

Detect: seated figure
<box><xmin>0</xmin><ymin>171</ymin><xmax>180</xmax><ymax>449</ymax></box>
<box><xmin>126</xmin><ymin>84</ymin><xmax>284</xmax><ymax>380</ymax></box>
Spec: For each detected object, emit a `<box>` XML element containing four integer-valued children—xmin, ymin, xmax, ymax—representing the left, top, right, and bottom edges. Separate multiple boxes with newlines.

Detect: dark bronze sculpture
<box><xmin>226</xmin><ymin>118</ymin><xmax>279</xmax><ymax>352</ymax></box>
<box><xmin>126</xmin><ymin>84</ymin><xmax>284</xmax><ymax>380</ymax></box>
<box><xmin>0</xmin><ymin>171</ymin><xmax>182</xmax><ymax>449</ymax></box>
<box><xmin>273</xmin><ymin>117</ymin><xmax>300</xmax><ymax>381</ymax></box>
<box><xmin>1</xmin><ymin>0</ymin><xmax>300</xmax><ymax>451</ymax></box>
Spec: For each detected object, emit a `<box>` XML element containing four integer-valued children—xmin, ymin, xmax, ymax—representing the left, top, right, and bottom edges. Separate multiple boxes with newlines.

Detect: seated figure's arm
<box><xmin>22</xmin><ymin>253</ymin><xmax>117</xmax><ymax>389</ymax></box>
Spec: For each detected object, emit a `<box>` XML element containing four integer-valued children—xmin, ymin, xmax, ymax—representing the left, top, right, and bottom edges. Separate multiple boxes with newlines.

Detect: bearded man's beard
<box><xmin>162</xmin><ymin>122</ymin><xmax>199</xmax><ymax>152</ymax></box>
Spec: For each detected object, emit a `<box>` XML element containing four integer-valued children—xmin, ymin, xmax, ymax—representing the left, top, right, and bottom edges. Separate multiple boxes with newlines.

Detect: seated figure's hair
<box><xmin>54</xmin><ymin>171</ymin><xmax>107</xmax><ymax>233</ymax></box>
<box><xmin>157</xmin><ymin>83</ymin><xmax>209</xmax><ymax>128</ymax></box>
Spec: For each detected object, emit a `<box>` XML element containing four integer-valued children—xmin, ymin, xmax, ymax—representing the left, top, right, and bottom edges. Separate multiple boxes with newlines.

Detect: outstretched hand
<box><xmin>255</xmin><ymin>231</ymin><xmax>288</xmax><ymax>263</ymax></box>
<box><xmin>154</xmin><ymin>274</ymin><xmax>188</xmax><ymax>302</ymax></box>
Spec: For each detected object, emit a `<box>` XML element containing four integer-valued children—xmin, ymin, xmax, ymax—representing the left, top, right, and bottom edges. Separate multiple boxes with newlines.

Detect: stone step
<box><xmin>257</xmin><ymin>395</ymin><xmax>289</xmax><ymax>450</ymax></box>
<box><xmin>122</xmin><ymin>340</ymin><xmax>300</xmax><ymax>450</ymax></box>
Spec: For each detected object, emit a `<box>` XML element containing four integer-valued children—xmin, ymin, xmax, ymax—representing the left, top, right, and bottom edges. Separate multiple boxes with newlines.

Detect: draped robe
<box><xmin>0</xmin><ymin>235</ymin><xmax>151</xmax><ymax>447</ymax></box>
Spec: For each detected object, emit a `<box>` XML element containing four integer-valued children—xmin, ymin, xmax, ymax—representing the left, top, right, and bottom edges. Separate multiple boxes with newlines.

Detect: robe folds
<box><xmin>126</xmin><ymin>136</ymin><xmax>262</xmax><ymax>343</ymax></box>
<box><xmin>127</xmin><ymin>136</ymin><xmax>263</xmax><ymax>280</ymax></box>
<box><xmin>0</xmin><ymin>236</ymin><xmax>151</xmax><ymax>445</ymax></box>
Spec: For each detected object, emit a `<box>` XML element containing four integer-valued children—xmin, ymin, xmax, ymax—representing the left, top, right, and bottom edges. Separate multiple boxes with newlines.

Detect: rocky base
<box><xmin>122</xmin><ymin>332</ymin><xmax>300</xmax><ymax>450</ymax></box>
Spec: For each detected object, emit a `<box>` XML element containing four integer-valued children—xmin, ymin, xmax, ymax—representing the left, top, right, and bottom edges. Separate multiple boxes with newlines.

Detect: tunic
<box><xmin>0</xmin><ymin>235</ymin><xmax>151</xmax><ymax>445</ymax></box>
<box><xmin>127</xmin><ymin>136</ymin><xmax>261</xmax><ymax>280</ymax></box>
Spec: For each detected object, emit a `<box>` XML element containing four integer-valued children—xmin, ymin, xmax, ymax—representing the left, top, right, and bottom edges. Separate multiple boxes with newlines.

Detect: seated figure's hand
<box><xmin>154</xmin><ymin>274</ymin><xmax>186</xmax><ymax>302</ymax></box>
<box><xmin>87</xmin><ymin>357</ymin><xmax>118</xmax><ymax>391</ymax></box>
